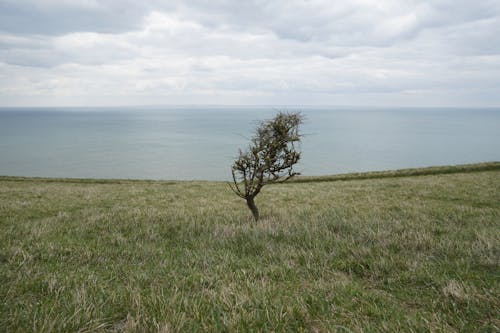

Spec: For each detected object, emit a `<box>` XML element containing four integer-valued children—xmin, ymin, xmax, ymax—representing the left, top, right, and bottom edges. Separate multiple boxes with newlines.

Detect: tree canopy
<box><xmin>230</xmin><ymin>112</ymin><xmax>303</xmax><ymax>221</ymax></box>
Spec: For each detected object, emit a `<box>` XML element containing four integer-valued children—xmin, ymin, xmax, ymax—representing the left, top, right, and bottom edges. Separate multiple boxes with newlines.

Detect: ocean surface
<box><xmin>0</xmin><ymin>107</ymin><xmax>499</xmax><ymax>180</ymax></box>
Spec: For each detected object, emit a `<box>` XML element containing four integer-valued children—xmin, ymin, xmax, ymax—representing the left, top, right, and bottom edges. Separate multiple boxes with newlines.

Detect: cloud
<box><xmin>0</xmin><ymin>0</ymin><xmax>499</xmax><ymax>106</ymax></box>
<box><xmin>0</xmin><ymin>0</ymin><xmax>150</xmax><ymax>35</ymax></box>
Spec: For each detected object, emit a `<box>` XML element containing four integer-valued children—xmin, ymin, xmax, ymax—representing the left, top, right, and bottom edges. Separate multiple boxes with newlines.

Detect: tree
<box><xmin>230</xmin><ymin>112</ymin><xmax>303</xmax><ymax>221</ymax></box>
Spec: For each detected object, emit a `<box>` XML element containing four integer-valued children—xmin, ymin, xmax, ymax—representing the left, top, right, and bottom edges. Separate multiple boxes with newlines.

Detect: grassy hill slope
<box><xmin>1</xmin><ymin>163</ymin><xmax>499</xmax><ymax>332</ymax></box>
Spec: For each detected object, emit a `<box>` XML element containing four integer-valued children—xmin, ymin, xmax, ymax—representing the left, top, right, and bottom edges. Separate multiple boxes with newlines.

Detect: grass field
<box><xmin>1</xmin><ymin>163</ymin><xmax>499</xmax><ymax>332</ymax></box>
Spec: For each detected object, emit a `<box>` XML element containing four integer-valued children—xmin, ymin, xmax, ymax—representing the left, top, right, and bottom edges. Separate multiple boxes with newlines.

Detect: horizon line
<box><xmin>1</xmin><ymin>104</ymin><xmax>500</xmax><ymax>109</ymax></box>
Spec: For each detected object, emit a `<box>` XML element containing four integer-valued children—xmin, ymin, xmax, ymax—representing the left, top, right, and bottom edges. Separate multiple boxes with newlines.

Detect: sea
<box><xmin>0</xmin><ymin>106</ymin><xmax>499</xmax><ymax>180</ymax></box>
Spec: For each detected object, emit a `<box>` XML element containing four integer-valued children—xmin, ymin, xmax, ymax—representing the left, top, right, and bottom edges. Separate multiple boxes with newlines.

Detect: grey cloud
<box><xmin>173</xmin><ymin>0</ymin><xmax>500</xmax><ymax>46</ymax></box>
<box><xmin>442</xmin><ymin>17</ymin><xmax>500</xmax><ymax>56</ymax></box>
<box><xmin>2</xmin><ymin>0</ymin><xmax>499</xmax><ymax>46</ymax></box>
<box><xmin>0</xmin><ymin>0</ymin><xmax>499</xmax><ymax>106</ymax></box>
<box><xmin>0</xmin><ymin>0</ymin><xmax>150</xmax><ymax>35</ymax></box>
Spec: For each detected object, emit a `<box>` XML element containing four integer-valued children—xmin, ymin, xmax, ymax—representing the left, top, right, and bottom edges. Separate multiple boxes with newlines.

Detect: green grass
<box><xmin>1</xmin><ymin>163</ymin><xmax>499</xmax><ymax>332</ymax></box>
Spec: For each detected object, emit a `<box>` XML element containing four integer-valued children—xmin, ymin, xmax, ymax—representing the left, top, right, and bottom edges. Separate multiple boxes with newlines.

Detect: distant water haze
<box><xmin>0</xmin><ymin>107</ymin><xmax>499</xmax><ymax>180</ymax></box>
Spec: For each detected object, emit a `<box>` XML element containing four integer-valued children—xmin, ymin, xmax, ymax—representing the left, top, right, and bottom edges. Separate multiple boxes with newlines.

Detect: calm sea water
<box><xmin>0</xmin><ymin>107</ymin><xmax>499</xmax><ymax>180</ymax></box>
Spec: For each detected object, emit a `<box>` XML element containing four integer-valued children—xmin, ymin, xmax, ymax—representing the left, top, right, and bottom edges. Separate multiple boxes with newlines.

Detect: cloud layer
<box><xmin>1</xmin><ymin>0</ymin><xmax>499</xmax><ymax>106</ymax></box>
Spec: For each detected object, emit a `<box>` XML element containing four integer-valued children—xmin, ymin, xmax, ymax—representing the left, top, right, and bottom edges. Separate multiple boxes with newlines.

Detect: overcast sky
<box><xmin>0</xmin><ymin>0</ymin><xmax>499</xmax><ymax>107</ymax></box>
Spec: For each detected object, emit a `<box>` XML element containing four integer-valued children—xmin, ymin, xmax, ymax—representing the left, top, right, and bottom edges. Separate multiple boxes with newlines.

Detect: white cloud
<box><xmin>0</xmin><ymin>0</ymin><xmax>499</xmax><ymax>106</ymax></box>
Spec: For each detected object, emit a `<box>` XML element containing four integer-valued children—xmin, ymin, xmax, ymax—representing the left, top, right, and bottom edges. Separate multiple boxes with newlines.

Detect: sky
<box><xmin>0</xmin><ymin>0</ymin><xmax>499</xmax><ymax>107</ymax></box>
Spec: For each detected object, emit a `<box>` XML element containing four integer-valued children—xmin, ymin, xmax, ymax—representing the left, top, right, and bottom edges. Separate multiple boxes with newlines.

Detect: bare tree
<box><xmin>230</xmin><ymin>112</ymin><xmax>303</xmax><ymax>221</ymax></box>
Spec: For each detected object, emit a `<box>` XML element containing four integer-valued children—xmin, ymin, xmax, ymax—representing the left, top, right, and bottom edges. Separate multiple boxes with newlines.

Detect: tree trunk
<box><xmin>246</xmin><ymin>196</ymin><xmax>259</xmax><ymax>221</ymax></box>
